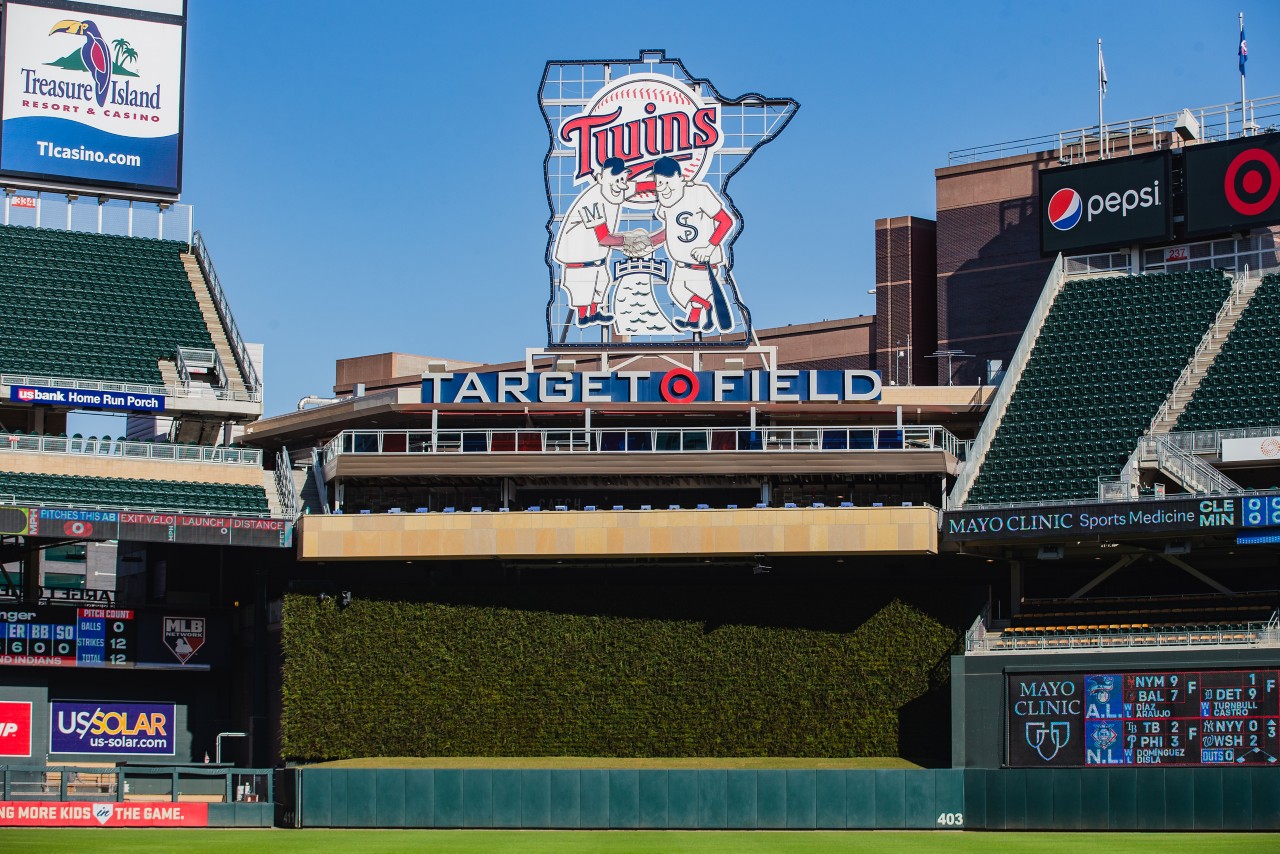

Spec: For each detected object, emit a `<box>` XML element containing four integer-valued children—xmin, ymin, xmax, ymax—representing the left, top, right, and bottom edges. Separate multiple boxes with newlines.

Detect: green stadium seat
<box><xmin>967</xmin><ymin>270</ymin><xmax>1233</xmax><ymax>503</ymax></box>
<box><xmin>0</xmin><ymin>224</ymin><xmax>214</xmax><ymax>385</ymax></box>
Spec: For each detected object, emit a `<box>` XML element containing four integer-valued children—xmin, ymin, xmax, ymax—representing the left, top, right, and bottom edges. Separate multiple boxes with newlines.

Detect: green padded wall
<box><xmin>291</xmin><ymin>765</ymin><xmax>1280</xmax><ymax>830</ymax></box>
<box><xmin>295</xmin><ymin>768</ymin><xmax>965</xmax><ymax>830</ymax></box>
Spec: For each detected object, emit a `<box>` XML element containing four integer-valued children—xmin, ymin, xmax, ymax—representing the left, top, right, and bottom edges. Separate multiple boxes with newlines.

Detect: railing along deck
<box><xmin>0</xmin><ymin>433</ymin><xmax>261</xmax><ymax>466</ymax></box>
<box><xmin>323</xmin><ymin>424</ymin><xmax>961</xmax><ymax>465</ymax></box>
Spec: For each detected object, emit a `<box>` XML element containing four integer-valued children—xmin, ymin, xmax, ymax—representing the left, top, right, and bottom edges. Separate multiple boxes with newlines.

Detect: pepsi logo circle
<box><xmin>1224</xmin><ymin>147</ymin><xmax>1280</xmax><ymax>216</ymax></box>
<box><xmin>1047</xmin><ymin>189</ymin><xmax>1083</xmax><ymax>231</ymax></box>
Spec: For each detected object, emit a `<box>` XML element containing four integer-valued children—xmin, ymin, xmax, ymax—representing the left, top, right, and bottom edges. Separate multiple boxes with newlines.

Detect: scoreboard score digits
<box><xmin>0</xmin><ymin>607</ymin><xmax>134</xmax><ymax>667</ymax></box>
<box><xmin>1008</xmin><ymin>668</ymin><xmax>1280</xmax><ymax>767</ymax></box>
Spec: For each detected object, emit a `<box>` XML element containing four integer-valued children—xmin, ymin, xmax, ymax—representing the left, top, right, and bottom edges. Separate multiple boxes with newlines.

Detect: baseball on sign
<box><xmin>559</xmin><ymin>73</ymin><xmax>721</xmax><ymax>200</ymax></box>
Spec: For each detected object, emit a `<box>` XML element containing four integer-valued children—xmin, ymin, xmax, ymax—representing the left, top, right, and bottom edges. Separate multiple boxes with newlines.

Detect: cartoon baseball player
<box><xmin>648</xmin><ymin>156</ymin><xmax>736</xmax><ymax>332</ymax></box>
<box><xmin>553</xmin><ymin>157</ymin><xmax>645</xmax><ymax>327</ymax></box>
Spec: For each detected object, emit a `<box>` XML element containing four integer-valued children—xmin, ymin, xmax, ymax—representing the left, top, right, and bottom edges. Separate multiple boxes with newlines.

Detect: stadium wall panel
<box><xmin>293</xmin><ymin>767</ymin><xmax>966</xmax><ymax>829</ymax></box>
<box><xmin>0</xmin><ymin>449</ymin><xmax>264</xmax><ymax>486</ymax></box>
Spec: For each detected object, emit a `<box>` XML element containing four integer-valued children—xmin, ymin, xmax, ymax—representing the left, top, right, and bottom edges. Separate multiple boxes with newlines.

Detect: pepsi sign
<box><xmin>1183</xmin><ymin>134</ymin><xmax>1280</xmax><ymax>237</ymax></box>
<box><xmin>1040</xmin><ymin>151</ymin><xmax>1172</xmax><ymax>255</ymax></box>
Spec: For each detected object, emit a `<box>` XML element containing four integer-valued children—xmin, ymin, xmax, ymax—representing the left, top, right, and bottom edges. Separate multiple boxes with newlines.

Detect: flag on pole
<box><xmin>1099</xmin><ymin>44</ymin><xmax>1108</xmax><ymax>95</ymax></box>
<box><xmin>1240</xmin><ymin>26</ymin><xmax>1248</xmax><ymax>77</ymax></box>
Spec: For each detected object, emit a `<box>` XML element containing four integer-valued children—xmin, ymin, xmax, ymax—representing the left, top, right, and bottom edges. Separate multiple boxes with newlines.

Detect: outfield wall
<box><xmin>286</xmin><ymin>766</ymin><xmax>1280</xmax><ymax>830</ymax></box>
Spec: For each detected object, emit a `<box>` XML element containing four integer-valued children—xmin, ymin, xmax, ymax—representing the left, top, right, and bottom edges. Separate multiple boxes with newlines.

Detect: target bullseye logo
<box><xmin>1224</xmin><ymin>147</ymin><xmax>1280</xmax><ymax>216</ymax></box>
<box><xmin>1047</xmin><ymin>188</ymin><xmax>1083</xmax><ymax>231</ymax></box>
<box><xmin>64</xmin><ymin>520</ymin><xmax>92</xmax><ymax>537</ymax></box>
<box><xmin>659</xmin><ymin>368</ymin><xmax>700</xmax><ymax>403</ymax></box>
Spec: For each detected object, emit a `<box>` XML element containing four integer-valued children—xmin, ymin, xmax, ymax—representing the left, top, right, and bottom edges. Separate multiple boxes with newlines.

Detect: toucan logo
<box><xmin>47</xmin><ymin>18</ymin><xmax>141</xmax><ymax>108</ymax></box>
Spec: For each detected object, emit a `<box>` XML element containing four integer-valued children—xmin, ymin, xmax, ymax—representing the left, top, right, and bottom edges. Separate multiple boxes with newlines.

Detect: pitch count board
<box><xmin>0</xmin><ymin>607</ymin><xmax>133</xmax><ymax>667</ymax></box>
<box><xmin>1008</xmin><ymin>669</ymin><xmax>1279</xmax><ymax>767</ymax></box>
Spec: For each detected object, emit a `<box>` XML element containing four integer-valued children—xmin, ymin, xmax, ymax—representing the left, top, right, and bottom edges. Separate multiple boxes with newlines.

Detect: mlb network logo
<box><xmin>0</xmin><ymin>702</ymin><xmax>32</xmax><ymax>757</ymax></box>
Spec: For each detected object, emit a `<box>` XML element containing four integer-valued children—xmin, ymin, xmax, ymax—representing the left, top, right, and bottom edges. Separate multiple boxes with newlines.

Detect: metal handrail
<box><xmin>1163</xmin><ymin>425</ymin><xmax>1280</xmax><ymax>456</ymax></box>
<box><xmin>0</xmin><ymin>372</ymin><xmax>261</xmax><ymax>405</ymax></box>
<box><xmin>967</xmin><ymin>620</ymin><xmax>1280</xmax><ymax>654</ymax></box>
<box><xmin>1147</xmin><ymin>271</ymin><xmax>1249</xmax><ymax>434</ymax></box>
<box><xmin>275</xmin><ymin>446</ymin><xmax>300</xmax><ymax>520</ymax></box>
<box><xmin>191</xmin><ymin>231</ymin><xmax>260</xmax><ymax>393</ymax></box>
<box><xmin>321</xmin><ymin>424</ymin><xmax>962</xmax><ymax>465</ymax></box>
<box><xmin>958</xmin><ymin>486</ymin><xmax>1280</xmax><ymax>513</ymax></box>
<box><xmin>0</xmin><ymin>432</ymin><xmax>262</xmax><ymax>465</ymax></box>
<box><xmin>0</xmin><ymin>764</ymin><xmax>274</xmax><ymax>804</ymax></box>
<box><xmin>950</xmin><ymin>254</ymin><xmax>1065</xmax><ymax>507</ymax></box>
<box><xmin>1149</xmin><ymin>435</ymin><xmax>1240</xmax><ymax>495</ymax></box>
<box><xmin>948</xmin><ymin>93</ymin><xmax>1280</xmax><ymax>165</ymax></box>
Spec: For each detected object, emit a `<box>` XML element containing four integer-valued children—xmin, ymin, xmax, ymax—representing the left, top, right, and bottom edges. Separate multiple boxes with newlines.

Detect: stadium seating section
<box><xmin>1176</xmin><ymin>273</ymin><xmax>1280</xmax><ymax>431</ymax></box>
<box><xmin>966</xmin><ymin>270</ymin><xmax>1233</xmax><ymax>504</ymax></box>
<box><xmin>0</xmin><ymin>224</ymin><xmax>213</xmax><ymax>385</ymax></box>
<box><xmin>0</xmin><ymin>471</ymin><xmax>269</xmax><ymax>515</ymax></box>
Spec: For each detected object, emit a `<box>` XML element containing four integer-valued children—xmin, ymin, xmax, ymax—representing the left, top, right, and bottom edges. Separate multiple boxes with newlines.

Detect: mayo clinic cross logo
<box><xmin>47</xmin><ymin>18</ymin><xmax>142</xmax><ymax>108</ymax></box>
<box><xmin>541</xmin><ymin>51</ymin><xmax>797</xmax><ymax>347</ymax></box>
<box><xmin>1025</xmin><ymin>720</ymin><xmax>1071</xmax><ymax>762</ymax></box>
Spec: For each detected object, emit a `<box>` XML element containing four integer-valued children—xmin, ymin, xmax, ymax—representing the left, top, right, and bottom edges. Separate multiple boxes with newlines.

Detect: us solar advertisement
<box><xmin>1039</xmin><ymin>151</ymin><xmax>1172</xmax><ymax>255</ymax></box>
<box><xmin>1183</xmin><ymin>134</ymin><xmax>1280</xmax><ymax>238</ymax></box>
<box><xmin>0</xmin><ymin>0</ymin><xmax>186</xmax><ymax>197</ymax></box>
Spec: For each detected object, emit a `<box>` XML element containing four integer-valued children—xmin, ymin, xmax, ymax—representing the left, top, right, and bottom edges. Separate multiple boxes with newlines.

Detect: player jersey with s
<box><xmin>656</xmin><ymin>184</ymin><xmax>729</xmax><ymax>264</ymax></box>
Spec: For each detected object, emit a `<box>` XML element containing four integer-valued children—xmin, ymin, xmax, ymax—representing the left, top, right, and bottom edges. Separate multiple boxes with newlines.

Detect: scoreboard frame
<box><xmin>1005</xmin><ymin>667</ymin><xmax>1280</xmax><ymax>768</ymax></box>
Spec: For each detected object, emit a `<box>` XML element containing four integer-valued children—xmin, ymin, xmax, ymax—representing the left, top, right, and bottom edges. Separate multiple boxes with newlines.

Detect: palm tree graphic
<box><xmin>110</xmin><ymin>37</ymin><xmax>139</xmax><ymax>70</ymax></box>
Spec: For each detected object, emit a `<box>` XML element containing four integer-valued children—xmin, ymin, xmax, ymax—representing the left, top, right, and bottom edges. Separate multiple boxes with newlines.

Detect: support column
<box><xmin>21</xmin><ymin>541</ymin><xmax>40</xmax><ymax>603</ymax></box>
<box><xmin>1009</xmin><ymin>560</ymin><xmax>1022</xmax><ymax>616</ymax></box>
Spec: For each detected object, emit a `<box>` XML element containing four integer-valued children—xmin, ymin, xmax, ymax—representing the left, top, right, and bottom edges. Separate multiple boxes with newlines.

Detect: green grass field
<box><xmin>304</xmin><ymin>756</ymin><xmax>920</xmax><ymax>770</ymax></box>
<box><xmin>0</xmin><ymin>830</ymin><xmax>1277</xmax><ymax>854</ymax></box>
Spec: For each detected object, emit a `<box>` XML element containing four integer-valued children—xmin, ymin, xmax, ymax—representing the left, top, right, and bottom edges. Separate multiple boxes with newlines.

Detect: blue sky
<box><xmin>175</xmin><ymin>0</ymin><xmax>1278</xmax><ymax>416</ymax></box>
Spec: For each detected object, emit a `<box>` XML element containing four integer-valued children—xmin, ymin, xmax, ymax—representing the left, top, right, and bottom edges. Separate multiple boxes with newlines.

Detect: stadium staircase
<box><xmin>1173</xmin><ymin>273</ymin><xmax>1280</xmax><ymax>431</ymax></box>
<box><xmin>955</xmin><ymin>265</ymin><xmax>1233</xmax><ymax>505</ymax></box>
<box><xmin>0</xmin><ymin>470</ymin><xmax>269</xmax><ymax>515</ymax></box>
<box><xmin>182</xmin><ymin>250</ymin><xmax>252</xmax><ymax>398</ymax></box>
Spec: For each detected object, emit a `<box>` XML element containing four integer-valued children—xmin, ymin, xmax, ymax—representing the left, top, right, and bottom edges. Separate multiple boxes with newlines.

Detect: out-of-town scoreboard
<box><xmin>1008</xmin><ymin>669</ymin><xmax>1279</xmax><ymax>767</ymax></box>
<box><xmin>0</xmin><ymin>607</ymin><xmax>133</xmax><ymax>667</ymax></box>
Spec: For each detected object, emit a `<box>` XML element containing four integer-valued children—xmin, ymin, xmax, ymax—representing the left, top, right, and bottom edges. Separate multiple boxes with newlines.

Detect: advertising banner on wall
<box><xmin>49</xmin><ymin>701</ymin><xmax>175</xmax><ymax>755</ymax></box>
<box><xmin>0</xmin><ymin>701</ymin><xmax>33</xmax><ymax>756</ymax></box>
<box><xmin>942</xmin><ymin>495</ymin><xmax>1242</xmax><ymax>542</ymax></box>
<box><xmin>0</xmin><ymin>1</ymin><xmax>186</xmax><ymax>197</ymax></box>
<box><xmin>1039</xmin><ymin>151</ymin><xmax>1172</xmax><ymax>255</ymax></box>
<box><xmin>0</xmin><ymin>801</ymin><xmax>207</xmax><ymax>827</ymax></box>
<box><xmin>1184</xmin><ymin>134</ymin><xmax>1280</xmax><ymax>237</ymax></box>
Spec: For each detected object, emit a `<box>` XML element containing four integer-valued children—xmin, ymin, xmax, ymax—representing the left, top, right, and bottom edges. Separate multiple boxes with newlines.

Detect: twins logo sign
<box><xmin>541</xmin><ymin>52</ymin><xmax>797</xmax><ymax>347</ymax></box>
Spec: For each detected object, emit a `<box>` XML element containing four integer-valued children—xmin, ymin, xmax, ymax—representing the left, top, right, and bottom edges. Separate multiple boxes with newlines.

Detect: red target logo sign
<box><xmin>63</xmin><ymin>520</ymin><xmax>92</xmax><ymax>537</ymax></box>
<box><xmin>1224</xmin><ymin>147</ymin><xmax>1280</xmax><ymax>216</ymax></box>
<box><xmin>659</xmin><ymin>368</ymin><xmax>700</xmax><ymax>403</ymax></box>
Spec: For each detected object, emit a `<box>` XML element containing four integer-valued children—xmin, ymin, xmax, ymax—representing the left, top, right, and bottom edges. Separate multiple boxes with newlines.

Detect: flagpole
<box><xmin>1240</xmin><ymin>12</ymin><xmax>1247</xmax><ymax>135</ymax></box>
<box><xmin>1098</xmin><ymin>39</ymin><xmax>1105</xmax><ymax>160</ymax></box>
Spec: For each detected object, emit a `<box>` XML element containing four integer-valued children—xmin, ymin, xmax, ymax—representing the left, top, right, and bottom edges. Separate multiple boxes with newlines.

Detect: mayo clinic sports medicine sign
<box><xmin>943</xmin><ymin>495</ymin><xmax>1244</xmax><ymax>542</ymax></box>
<box><xmin>422</xmin><ymin>369</ymin><xmax>881</xmax><ymax>405</ymax></box>
<box><xmin>1184</xmin><ymin>133</ymin><xmax>1280</xmax><ymax>237</ymax></box>
<box><xmin>0</xmin><ymin>0</ymin><xmax>186</xmax><ymax>197</ymax></box>
<box><xmin>1040</xmin><ymin>151</ymin><xmax>1172</xmax><ymax>255</ymax></box>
